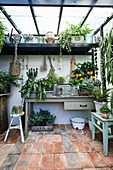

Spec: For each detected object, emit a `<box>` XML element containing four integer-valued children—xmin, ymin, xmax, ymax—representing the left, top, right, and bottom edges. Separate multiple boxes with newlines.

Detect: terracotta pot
<box><xmin>45</xmin><ymin>32</ymin><xmax>55</xmax><ymax>43</ymax></box>
<box><xmin>101</xmin><ymin>112</ymin><xmax>110</xmax><ymax>119</ymax></box>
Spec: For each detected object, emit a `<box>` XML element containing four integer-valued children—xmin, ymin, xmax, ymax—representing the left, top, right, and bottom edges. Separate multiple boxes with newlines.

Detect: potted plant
<box><xmin>29</xmin><ymin>108</ymin><xmax>56</xmax><ymax>131</ymax></box>
<box><xmin>0</xmin><ymin>71</ymin><xmax>22</xmax><ymax>93</ymax></box>
<box><xmin>12</xmin><ymin>105</ymin><xmax>23</xmax><ymax>115</ymax></box>
<box><xmin>45</xmin><ymin>31</ymin><xmax>55</xmax><ymax>43</ymax></box>
<box><xmin>58</xmin><ymin>21</ymin><xmax>93</xmax><ymax>57</ymax></box>
<box><xmin>99</xmin><ymin>106</ymin><xmax>111</xmax><ymax>119</ymax></box>
<box><xmin>56</xmin><ymin>76</ymin><xmax>71</xmax><ymax>96</ymax></box>
<box><xmin>19</xmin><ymin>68</ymin><xmax>47</xmax><ymax>100</ymax></box>
<box><xmin>88</xmin><ymin>87</ymin><xmax>112</xmax><ymax>114</ymax></box>
<box><xmin>93</xmin><ymin>79</ymin><xmax>101</xmax><ymax>91</ymax></box>
<box><xmin>66</xmin><ymin>21</ymin><xmax>93</xmax><ymax>43</ymax></box>
<box><xmin>78</xmin><ymin>80</ymin><xmax>94</xmax><ymax>96</ymax></box>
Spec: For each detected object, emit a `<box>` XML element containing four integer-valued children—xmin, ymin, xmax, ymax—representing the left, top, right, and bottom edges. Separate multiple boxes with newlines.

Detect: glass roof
<box><xmin>0</xmin><ymin>5</ymin><xmax>113</xmax><ymax>35</ymax></box>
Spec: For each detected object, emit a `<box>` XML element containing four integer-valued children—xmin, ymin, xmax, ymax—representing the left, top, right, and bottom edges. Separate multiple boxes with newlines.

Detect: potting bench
<box><xmin>91</xmin><ymin>112</ymin><xmax>113</xmax><ymax>156</ymax></box>
<box><xmin>24</xmin><ymin>96</ymin><xmax>95</xmax><ymax>136</ymax></box>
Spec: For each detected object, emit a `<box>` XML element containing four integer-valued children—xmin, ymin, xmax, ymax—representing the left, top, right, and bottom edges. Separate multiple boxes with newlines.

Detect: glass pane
<box><xmin>85</xmin><ymin>7</ymin><xmax>113</xmax><ymax>33</ymax></box>
<box><xmin>59</xmin><ymin>7</ymin><xmax>90</xmax><ymax>32</ymax></box>
<box><xmin>34</xmin><ymin>7</ymin><xmax>60</xmax><ymax>35</ymax></box>
<box><xmin>2</xmin><ymin>6</ymin><xmax>37</xmax><ymax>34</ymax></box>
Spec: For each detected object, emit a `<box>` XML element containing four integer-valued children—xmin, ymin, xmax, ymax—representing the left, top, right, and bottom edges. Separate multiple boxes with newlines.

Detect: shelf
<box><xmin>1</xmin><ymin>43</ymin><xmax>99</xmax><ymax>55</ymax></box>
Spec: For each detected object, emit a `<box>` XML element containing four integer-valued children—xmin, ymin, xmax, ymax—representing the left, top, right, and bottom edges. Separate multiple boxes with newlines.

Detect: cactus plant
<box><xmin>26</xmin><ymin>68</ymin><xmax>38</xmax><ymax>80</ymax></box>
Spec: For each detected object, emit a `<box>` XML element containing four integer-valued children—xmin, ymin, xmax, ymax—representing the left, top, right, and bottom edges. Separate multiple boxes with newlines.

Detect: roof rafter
<box><xmin>28</xmin><ymin>0</ymin><xmax>39</xmax><ymax>35</ymax></box>
<box><xmin>93</xmin><ymin>14</ymin><xmax>113</xmax><ymax>35</ymax></box>
<box><xmin>80</xmin><ymin>7</ymin><xmax>93</xmax><ymax>27</ymax></box>
<box><xmin>0</xmin><ymin>6</ymin><xmax>22</xmax><ymax>34</ymax></box>
<box><xmin>57</xmin><ymin>0</ymin><xmax>64</xmax><ymax>35</ymax></box>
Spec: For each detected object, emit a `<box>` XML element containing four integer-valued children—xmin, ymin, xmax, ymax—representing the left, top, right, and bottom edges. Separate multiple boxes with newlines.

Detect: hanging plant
<box><xmin>58</xmin><ymin>30</ymin><xmax>72</xmax><ymax>58</ymax></box>
<box><xmin>102</xmin><ymin>28</ymin><xmax>113</xmax><ymax>85</ymax></box>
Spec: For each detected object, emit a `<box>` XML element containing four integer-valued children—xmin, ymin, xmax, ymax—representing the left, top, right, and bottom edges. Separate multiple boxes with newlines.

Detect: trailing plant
<box><xmin>58</xmin><ymin>30</ymin><xmax>72</xmax><ymax>58</ymax></box>
<box><xmin>99</xmin><ymin>106</ymin><xmax>111</xmax><ymax>113</ymax></box>
<box><xmin>29</xmin><ymin>108</ymin><xmax>56</xmax><ymax>126</ymax></box>
<box><xmin>102</xmin><ymin>28</ymin><xmax>113</xmax><ymax>85</ymax></box>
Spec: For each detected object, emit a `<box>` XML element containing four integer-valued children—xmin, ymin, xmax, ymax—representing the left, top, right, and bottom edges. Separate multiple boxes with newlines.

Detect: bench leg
<box><xmin>91</xmin><ymin>115</ymin><xmax>96</xmax><ymax>140</ymax></box>
<box><xmin>103</xmin><ymin>122</ymin><xmax>108</xmax><ymax>156</ymax></box>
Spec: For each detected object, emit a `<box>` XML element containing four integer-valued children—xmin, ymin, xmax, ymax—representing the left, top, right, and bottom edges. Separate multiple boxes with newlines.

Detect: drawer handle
<box><xmin>80</xmin><ymin>104</ymin><xmax>87</xmax><ymax>107</ymax></box>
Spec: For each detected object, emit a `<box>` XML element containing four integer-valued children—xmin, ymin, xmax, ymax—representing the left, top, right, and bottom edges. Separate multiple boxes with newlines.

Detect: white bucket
<box><xmin>71</xmin><ymin>118</ymin><xmax>86</xmax><ymax>130</ymax></box>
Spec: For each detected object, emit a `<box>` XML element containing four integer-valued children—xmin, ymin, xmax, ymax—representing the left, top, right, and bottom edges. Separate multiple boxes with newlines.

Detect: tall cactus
<box><xmin>26</xmin><ymin>68</ymin><xmax>38</xmax><ymax>80</ymax></box>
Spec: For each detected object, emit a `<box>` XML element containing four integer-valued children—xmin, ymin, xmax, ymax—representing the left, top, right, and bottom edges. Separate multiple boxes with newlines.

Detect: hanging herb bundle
<box><xmin>102</xmin><ymin>28</ymin><xmax>113</xmax><ymax>85</ymax></box>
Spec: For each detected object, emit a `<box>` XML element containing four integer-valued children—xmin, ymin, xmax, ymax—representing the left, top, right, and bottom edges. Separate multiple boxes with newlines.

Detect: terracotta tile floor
<box><xmin>0</xmin><ymin>124</ymin><xmax>113</xmax><ymax>170</ymax></box>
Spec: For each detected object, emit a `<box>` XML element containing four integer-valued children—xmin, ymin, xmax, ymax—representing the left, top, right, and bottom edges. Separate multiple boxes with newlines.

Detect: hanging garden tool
<box><xmin>48</xmin><ymin>55</ymin><xmax>55</xmax><ymax>73</ymax></box>
<box><xmin>70</xmin><ymin>57</ymin><xmax>76</xmax><ymax>78</ymax></box>
<box><xmin>9</xmin><ymin>34</ymin><xmax>21</xmax><ymax>76</ymax></box>
<box><xmin>40</xmin><ymin>55</ymin><xmax>47</xmax><ymax>72</ymax></box>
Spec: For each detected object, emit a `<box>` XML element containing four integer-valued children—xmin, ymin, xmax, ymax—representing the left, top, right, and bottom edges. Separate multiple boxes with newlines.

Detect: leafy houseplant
<box><xmin>12</xmin><ymin>105</ymin><xmax>23</xmax><ymax>115</ymax></box>
<box><xmin>58</xmin><ymin>21</ymin><xmax>93</xmax><ymax>57</ymax></box>
<box><xmin>88</xmin><ymin>87</ymin><xmax>112</xmax><ymax>114</ymax></box>
<box><xmin>19</xmin><ymin>68</ymin><xmax>47</xmax><ymax>100</ymax></box>
<box><xmin>78</xmin><ymin>81</ymin><xmax>94</xmax><ymax>96</ymax></box>
<box><xmin>29</xmin><ymin>108</ymin><xmax>56</xmax><ymax>127</ymax></box>
<box><xmin>45</xmin><ymin>72</ymin><xmax>58</xmax><ymax>91</ymax></box>
<box><xmin>0</xmin><ymin>13</ymin><xmax>8</xmax><ymax>53</ymax></box>
<box><xmin>100</xmin><ymin>106</ymin><xmax>111</xmax><ymax>119</ymax></box>
<box><xmin>0</xmin><ymin>71</ymin><xmax>22</xmax><ymax>93</ymax></box>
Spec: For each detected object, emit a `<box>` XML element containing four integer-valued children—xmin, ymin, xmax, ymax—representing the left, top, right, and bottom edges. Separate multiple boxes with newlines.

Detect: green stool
<box><xmin>91</xmin><ymin>112</ymin><xmax>113</xmax><ymax>156</ymax></box>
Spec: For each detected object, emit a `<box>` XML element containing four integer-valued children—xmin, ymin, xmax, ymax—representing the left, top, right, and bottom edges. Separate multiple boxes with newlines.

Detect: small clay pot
<box><xmin>101</xmin><ymin>112</ymin><xmax>110</xmax><ymax>119</ymax></box>
<box><xmin>45</xmin><ymin>32</ymin><xmax>55</xmax><ymax>43</ymax></box>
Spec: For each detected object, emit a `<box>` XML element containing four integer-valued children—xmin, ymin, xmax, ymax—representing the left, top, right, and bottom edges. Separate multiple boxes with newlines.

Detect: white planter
<box><xmin>94</xmin><ymin>101</ymin><xmax>107</xmax><ymax>114</ymax></box>
<box><xmin>71</xmin><ymin>118</ymin><xmax>85</xmax><ymax>130</ymax></box>
<box><xmin>71</xmin><ymin>35</ymin><xmax>84</xmax><ymax>43</ymax></box>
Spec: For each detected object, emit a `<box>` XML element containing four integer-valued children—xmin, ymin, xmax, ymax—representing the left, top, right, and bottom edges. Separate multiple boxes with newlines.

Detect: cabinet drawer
<box><xmin>64</xmin><ymin>101</ymin><xmax>95</xmax><ymax>110</ymax></box>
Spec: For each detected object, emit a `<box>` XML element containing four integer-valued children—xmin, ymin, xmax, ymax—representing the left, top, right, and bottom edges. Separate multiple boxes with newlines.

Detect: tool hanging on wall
<box><xmin>48</xmin><ymin>55</ymin><xmax>55</xmax><ymax>73</ymax></box>
<box><xmin>40</xmin><ymin>55</ymin><xmax>47</xmax><ymax>72</ymax></box>
<box><xmin>9</xmin><ymin>34</ymin><xmax>21</xmax><ymax>76</ymax></box>
<box><xmin>70</xmin><ymin>57</ymin><xmax>76</xmax><ymax>78</ymax></box>
<box><xmin>58</xmin><ymin>57</ymin><xmax>62</xmax><ymax>69</ymax></box>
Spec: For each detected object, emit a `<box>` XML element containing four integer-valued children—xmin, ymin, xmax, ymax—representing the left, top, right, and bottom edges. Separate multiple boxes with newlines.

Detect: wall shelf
<box><xmin>1</xmin><ymin>43</ymin><xmax>99</xmax><ymax>55</ymax></box>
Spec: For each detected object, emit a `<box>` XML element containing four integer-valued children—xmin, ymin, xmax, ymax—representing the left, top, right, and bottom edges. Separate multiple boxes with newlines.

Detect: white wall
<box><xmin>0</xmin><ymin>54</ymin><xmax>92</xmax><ymax>124</ymax></box>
